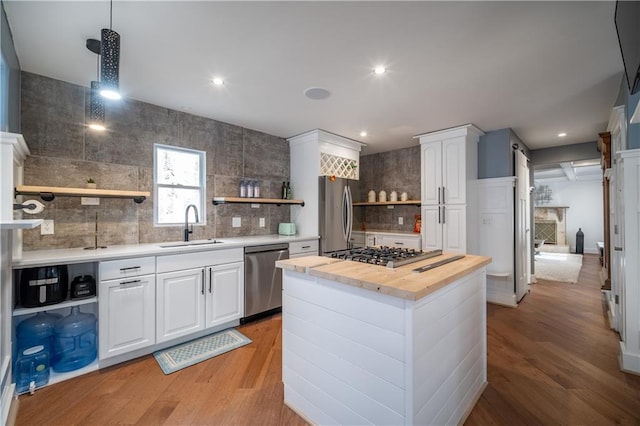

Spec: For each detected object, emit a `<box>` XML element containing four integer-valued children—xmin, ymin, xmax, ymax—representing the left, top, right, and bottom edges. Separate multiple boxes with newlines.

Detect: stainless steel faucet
<box><xmin>184</xmin><ymin>204</ymin><xmax>199</xmax><ymax>242</ymax></box>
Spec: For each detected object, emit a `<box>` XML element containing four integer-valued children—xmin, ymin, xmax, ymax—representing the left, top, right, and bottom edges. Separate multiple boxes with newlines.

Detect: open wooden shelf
<box><xmin>15</xmin><ymin>185</ymin><xmax>150</xmax><ymax>204</ymax></box>
<box><xmin>0</xmin><ymin>219</ymin><xmax>43</xmax><ymax>229</ymax></box>
<box><xmin>353</xmin><ymin>200</ymin><xmax>421</xmax><ymax>206</ymax></box>
<box><xmin>212</xmin><ymin>197</ymin><xmax>305</xmax><ymax>206</ymax></box>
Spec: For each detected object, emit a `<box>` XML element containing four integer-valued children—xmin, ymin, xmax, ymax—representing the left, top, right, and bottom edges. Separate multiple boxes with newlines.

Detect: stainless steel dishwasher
<box><xmin>242</xmin><ymin>243</ymin><xmax>289</xmax><ymax>323</ymax></box>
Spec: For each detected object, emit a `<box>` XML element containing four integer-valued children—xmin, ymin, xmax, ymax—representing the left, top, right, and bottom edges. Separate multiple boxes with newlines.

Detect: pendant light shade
<box><xmin>99</xmin><ymin>28</ymin><xmax>121</xmax><ymax>100</ymax></box>
<box><xmin>89</xmin><ymin>80</ymin><xmax>106</xmax><ymax>131</ymax></box>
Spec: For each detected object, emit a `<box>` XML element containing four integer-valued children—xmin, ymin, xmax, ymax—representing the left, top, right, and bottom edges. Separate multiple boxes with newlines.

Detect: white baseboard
<box><xmin>487</xmin><ymin>291</ymin><xmax>517</xmax><ymax>307</ymax></box>
<box><xmin>619</xmin><ymin>342</ymin><xmax>640</xmax><ymax>376</ymax></box>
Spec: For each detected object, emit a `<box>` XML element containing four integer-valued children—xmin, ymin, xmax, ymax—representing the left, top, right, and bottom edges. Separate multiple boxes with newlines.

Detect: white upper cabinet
<box><xmin>421</xmin><ymin>142</ymin><xmax>442</xmax><ymax>205</ymax></box>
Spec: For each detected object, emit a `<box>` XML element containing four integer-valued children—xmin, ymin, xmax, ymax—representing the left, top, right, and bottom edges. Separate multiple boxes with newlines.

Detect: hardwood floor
<box><xmin>467</xmin><ymin>254</ymin><xmax>640</xmax><ymax>425</ymax></box>
<box><xmin>14</xmin><ymin>254</ymin><xmax>640</xmax><ymax>425</ymax></box>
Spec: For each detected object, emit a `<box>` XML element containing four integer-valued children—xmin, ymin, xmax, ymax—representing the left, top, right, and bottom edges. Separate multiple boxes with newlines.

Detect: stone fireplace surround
<box><xmin>534</xmin><ymin>206</ymin><xmax>569</xmax><ymax>246</ymax></box>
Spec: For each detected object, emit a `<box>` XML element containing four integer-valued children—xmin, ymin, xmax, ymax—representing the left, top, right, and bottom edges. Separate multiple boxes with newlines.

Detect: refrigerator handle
<box><xmin>346</xmin><ymin>185</ymin><xmax>353</xmax><ymax>245</ymax></box>
<box><xmin>342</xmin><ymin>185</ymin><xmax>349</xmax><ymax>245</ymax></box>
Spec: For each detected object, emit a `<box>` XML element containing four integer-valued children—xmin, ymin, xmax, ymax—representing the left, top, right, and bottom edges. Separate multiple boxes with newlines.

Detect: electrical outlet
<box><xmin>41</xmin><ymin>219</ymin><xmax>54</xmax><ymax>235</ymax></box>
<box><xmin>259</xmin><ymin>217</ymin><xmax>265</xmax><ymax>228</ymax></box>
<box><xmin>232</xmin><ymin>217</ymin><xmax>241</xmax><ymax>228</ymax></box>
<box><xmin>398</xmin><ymin>217</ymin><xmax>403</xmax><ymax>225</ymax></box>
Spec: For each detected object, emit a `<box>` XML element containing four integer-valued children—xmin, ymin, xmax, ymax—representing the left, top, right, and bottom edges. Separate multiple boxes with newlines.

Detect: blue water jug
<box><xmin>15</xmin><ymin>345</ymin><xmax>50</xmax><ymax>393</ymax></box>
<box><xmin>52</xmin><ymin>306</ymin><xmax>97</xmax><ymax>372</ymax></box>
<box><xmin>16</xmin><ymin>311</ymin><xmax>61</xmax><ymax>355</ymax></box>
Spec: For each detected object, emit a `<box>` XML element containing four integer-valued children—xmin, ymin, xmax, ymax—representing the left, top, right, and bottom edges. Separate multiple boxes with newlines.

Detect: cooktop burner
<box><xmin>329</xmin><ymin>247</ymin><xmax>443</xmax><ymax>268</ymax></box>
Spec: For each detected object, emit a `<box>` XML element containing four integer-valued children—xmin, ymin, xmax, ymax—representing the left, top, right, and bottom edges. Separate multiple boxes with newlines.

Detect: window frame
<box><xmin>153</xmin><ymin>143</ymin><xmax>206</xmax><ymax>227</ymax></box>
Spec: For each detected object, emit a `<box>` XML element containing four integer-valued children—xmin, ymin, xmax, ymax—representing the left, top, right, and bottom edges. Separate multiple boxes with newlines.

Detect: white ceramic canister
<box><xmin>390</xmin><ymin>191</ymin><xmax>398</xmax><ymax>202</ymax></box>
<box><xmin>401</xmin><ymin>192</ymin><xmax>408</xmax><ymax>201</ymax></box>
<box><xmin>378</xmin><ymin>190</ymin><xmax>387</xmax><ymax>202</ymax></box>
<box><xmin>368</xmin><ymin>189</ymin><xmax>376</xmax><ymax>203</ymax></box>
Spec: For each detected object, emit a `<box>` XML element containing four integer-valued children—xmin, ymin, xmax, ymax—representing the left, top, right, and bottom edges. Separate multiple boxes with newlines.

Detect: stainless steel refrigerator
<box><xmin>318</xmin><ymin>176</ymin><xmax>359</xmax><ymax>254</ymax></box>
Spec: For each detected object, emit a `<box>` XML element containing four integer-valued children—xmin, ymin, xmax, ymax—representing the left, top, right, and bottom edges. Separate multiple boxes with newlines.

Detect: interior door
<box><xmin>515</xmin><ymin>150</ymin><xmax>531</xmax><ymax>301</ymax></box>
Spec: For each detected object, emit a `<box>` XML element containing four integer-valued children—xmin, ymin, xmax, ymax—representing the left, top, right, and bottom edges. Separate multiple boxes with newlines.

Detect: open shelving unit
<box><xmin>15</xmin><ymin>185</ymin><xmax>150</xmax><ymax>204</ymax></box>
<box><xmin>212</xmin><ymin>196</ymin><xmax>305</xmax><ymax>206</ymax></box>
<box><xmin>0</xmin><ymin>219</ymin><xmax>43</xmax><ymax>230</ymax></box>
<box><xmin>353</xmin><ymin>200</ymin><xmax>421</xmax><ymax>206</ymax></box>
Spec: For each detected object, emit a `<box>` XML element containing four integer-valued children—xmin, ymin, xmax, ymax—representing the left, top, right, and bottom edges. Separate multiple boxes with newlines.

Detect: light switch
<box><xmin>398</xmin><ymin>217</ymin><xmax>403</xmax><ymax>225</ymax></box>
<box><xmin>259</xmin><ymin>217</ymin><xmax>265</xmax><ymax>228</ymax></box>
<box><xmin>232</xmin><ymin>217</ymin><xmax>241</xmax><ymax>227</ymax></box>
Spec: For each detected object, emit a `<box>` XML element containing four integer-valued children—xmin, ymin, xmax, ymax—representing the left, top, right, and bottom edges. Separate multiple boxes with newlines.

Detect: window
<box><xmin>154</xmin><ymin>144</ymin><xmax>206</xmax><ymax>226</ymax></box>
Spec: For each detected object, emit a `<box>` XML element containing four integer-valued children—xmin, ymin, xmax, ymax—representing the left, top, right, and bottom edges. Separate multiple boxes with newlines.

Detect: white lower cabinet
<box><xmin>99</xmin><ymin>274</ymin><xmax>156</xmax><ymax>359</ymax></box>
<box><xmin>365</xmin><ymin>232</ymin><xmax>421</xmax><ymax>249</ymax></box>
<box><xmin>156</xmin><ymin>248</ymin><xmax>244</xmax><ymax>344</ymax></box>
<box><xmin>289</xmin><ymin>239</ymin><xmax>319</xmax><ymax>258</ymax></box>
<box><xmin>422</xmin><ymin>205</ymin><xmax>466</xmax><ymax>253</ymax></box>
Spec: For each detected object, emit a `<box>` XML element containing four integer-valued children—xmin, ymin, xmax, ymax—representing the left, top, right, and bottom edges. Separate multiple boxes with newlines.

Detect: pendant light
<box><xmin>100</xmin><ymin>0</ymin><xmax>121</xmax><ymax>100</ymax></box>
<box><xmin>87</xmin><ymin>39</ymin><xmax>106</xmax><ymax>131</ymax></box>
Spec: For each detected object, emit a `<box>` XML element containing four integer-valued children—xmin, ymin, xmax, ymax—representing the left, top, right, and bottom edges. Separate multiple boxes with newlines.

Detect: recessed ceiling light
<box><xmin>558</xmin><ymin>132</ymin><xmax>567</xmax><ymax>137</ymax></box>
<box><xmin>212</xmin><ymin>77</ymin><xmax>224</xmax><ymax>86</ymax></box>
<box><xmin>360</xmin><ymin>131</ymin><xmax>367</xmax><ymax>137</ymax></box>
<box><xmin>88</xmin><ymin>123</ymin><xmax>106</xmax><ymax>131</ymax></box>
<box><xmin>373</xmin><ymin>66</ymin><xmax>386</xmax><ymax>75</ymax></box>
<box><xmin>304</xmin><ymin>87</ymin><xmax>331</xmax><ymax>100</ymax></box>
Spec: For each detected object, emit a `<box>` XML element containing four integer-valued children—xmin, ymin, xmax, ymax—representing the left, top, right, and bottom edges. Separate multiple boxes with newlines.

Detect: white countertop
<box><xmin>13</xmin><ymin>234</ymin><xmax>319</xmax><ymax>268</ymax></box>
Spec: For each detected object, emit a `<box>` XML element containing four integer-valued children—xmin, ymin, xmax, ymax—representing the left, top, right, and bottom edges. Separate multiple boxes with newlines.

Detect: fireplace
<box><xmin>534</xmin><ymin>206</ymin><xmax>569</xmax><ymax>245</ymax></box>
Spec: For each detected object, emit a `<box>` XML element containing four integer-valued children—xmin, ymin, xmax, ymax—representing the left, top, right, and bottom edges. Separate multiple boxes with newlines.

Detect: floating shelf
<box><xmin>353</xmin><ymin>200</ymin><xmax>421</xmax><ymax>206</ymax></box>
<box><xmin>0</xmin><ymin>219</ymin><xmax>43</xmax><ymax>230</ymax></box>
<box><xmin>212</xmin><ymin>197</ymin><xmax>305</xmax><ymax>206</ymax></box>
<box><xmin>15</xmin><ymin>185</ymin><xmax>149</xmax><ymax>204</ymax></box>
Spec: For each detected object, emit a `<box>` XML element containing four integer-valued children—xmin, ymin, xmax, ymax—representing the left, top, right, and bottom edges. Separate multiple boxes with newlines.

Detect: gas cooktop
<box><xmin>329</xmin><ymin>247</ymin><xmax>443</xmax><ymax>268</ymax></box>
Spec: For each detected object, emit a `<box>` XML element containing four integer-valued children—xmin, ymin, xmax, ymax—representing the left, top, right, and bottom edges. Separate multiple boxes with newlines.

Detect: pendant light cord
<box><xmin>109</xmin><ymin>0</ymin><xmax>113</xmax><ymax>30</ymax></box>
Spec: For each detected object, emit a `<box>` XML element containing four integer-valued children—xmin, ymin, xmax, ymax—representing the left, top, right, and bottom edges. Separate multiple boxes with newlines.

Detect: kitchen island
<box><xmin>276</xmin><ymin>252</ymin><xmax>491</xmax><ymax>425</ymax></box>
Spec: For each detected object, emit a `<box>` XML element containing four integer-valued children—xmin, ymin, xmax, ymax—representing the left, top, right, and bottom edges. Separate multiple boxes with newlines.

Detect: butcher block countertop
<box><xmin>276</xmin><ymin>253</ymin><xmax>491</xmax><ymax>301</ymax></box>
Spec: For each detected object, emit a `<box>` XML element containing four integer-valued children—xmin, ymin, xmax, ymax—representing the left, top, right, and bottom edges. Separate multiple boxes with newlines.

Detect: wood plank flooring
<box><xmin>14</xmin><ymin>254</ymin><xmax>640</xmax><ymax>425</ymax></box>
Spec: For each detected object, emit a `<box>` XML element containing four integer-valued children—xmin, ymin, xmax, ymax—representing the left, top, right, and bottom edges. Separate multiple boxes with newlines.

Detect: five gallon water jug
<box><xmin>16</xmin><ymin>311</ymin><xmax>61</xmax><ymax>355</ymax></box>
<box><xmin>52</xmin><ymin>306</ymin><xmax>97</xmax><ymax>372</ymax></box>
<box><xmin>15</xmin><ymin>345</ymin><xmax>50</xmax><ymax>393</ymax></box>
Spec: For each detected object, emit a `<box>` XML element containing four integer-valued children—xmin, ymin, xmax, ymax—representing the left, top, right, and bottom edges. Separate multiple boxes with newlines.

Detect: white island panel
<box><xmin>282</xmin><ymin>265</ymin><xmax>487</xmax><ymax>425</ymax></box>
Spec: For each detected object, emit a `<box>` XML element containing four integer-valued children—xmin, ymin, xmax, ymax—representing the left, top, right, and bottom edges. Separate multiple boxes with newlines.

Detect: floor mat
<box><xmin>535</xmin><ymin>252</ymin><xmax>583</xmax><ymax>283</ymax></box>
<box><xmin>153</xmin><ymin>328</ymin><xmax>251</xmax><ymax>374</ymax></box>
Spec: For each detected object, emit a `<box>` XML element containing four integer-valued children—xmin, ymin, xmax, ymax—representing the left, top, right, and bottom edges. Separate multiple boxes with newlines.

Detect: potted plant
<box><xmin>86</xmin><ymin>178</ymin><xmax>97</xmax><ymax>189</ymax></box>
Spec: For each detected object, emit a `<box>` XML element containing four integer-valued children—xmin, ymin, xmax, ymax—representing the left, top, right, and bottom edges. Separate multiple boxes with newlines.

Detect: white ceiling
<box><xmin>3</xmin><ymin>1</ymin><xmax>624</xmax><ymax>155</ymax></box>
<box><xmin>534</xmin><ymin>160</ymin><xmax>602</xmax><ymax>184</ymax></box>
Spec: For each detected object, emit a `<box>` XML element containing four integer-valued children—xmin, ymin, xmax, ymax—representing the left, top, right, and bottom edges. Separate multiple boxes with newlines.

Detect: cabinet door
<box><xmin>205</xmin><ymin>262</ymin><xmax>244</xmax><ymax>329</ymax></box>
<box><xmin>421</xmin><ymin>142</ymin><xmax>442</xmax><ymax>205</ymax></box>
<box><xmin>422</xmin><ymin>206</ymin><xmax>442</xmax><ymax>251</ymax></box>
<box><xmin>156</xmin><ymin>268</ymin><xmax>205</xmax><ymax>343</ymax></box>
<box><xmin>443</xmin><ymin>204</ymin><xmax>466</xmax><ymax>253</ymax></box>
<box><xmin>442</xmin><ymin>137</ymin><xmax>466</xmax><ymax>205</ymax></box>
<box><xmin>99</xmin><ymin>274</ymin><xmax>156</xmax><ymax>359</ymax></box>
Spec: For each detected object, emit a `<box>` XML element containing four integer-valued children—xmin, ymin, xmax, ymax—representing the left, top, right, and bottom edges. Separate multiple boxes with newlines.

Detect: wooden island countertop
<box><xmin>276</xmin><ymin>252</ymin><xmax>491</xmax><ymax>301</ymax></box>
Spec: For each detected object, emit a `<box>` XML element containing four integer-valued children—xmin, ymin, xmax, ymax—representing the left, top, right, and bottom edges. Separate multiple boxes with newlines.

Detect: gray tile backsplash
<box><xmin>20</xmin><ymin>72</ymin><xmax>290</xmax><ymax>250</ymax></box>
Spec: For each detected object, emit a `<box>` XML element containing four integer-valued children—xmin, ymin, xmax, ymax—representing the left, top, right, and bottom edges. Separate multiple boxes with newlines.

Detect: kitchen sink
<box><xmin>159</xmin><ymin>239</ymin><xmax>224</xmax><ymax>248</ymax></box>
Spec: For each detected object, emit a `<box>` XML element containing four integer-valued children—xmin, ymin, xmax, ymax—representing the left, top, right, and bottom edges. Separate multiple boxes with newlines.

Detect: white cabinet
<box><xmin>206</xmin><ymin>262</ymin><xmax>244</xmax><ymax>328</ymax></box>
<box><xmin>415</xmin><ymin>124</ymin><xmax>483</xmax><ymax>254</ymax></box>
<box><xmin>289</xmin><ymin>239</ymin><xmax>319</xmax><ymax>258</ymax></box>
<box><xmin>366</xmin><ymin>232</ymin><xmax>421</xmax><ymax>250</ymax></box>
<box><xmin>99</xmin><ymin>272</ymin><xmax>156</xmax><ymax>360</ymax></box>
<box><xmin>421</xmin><ymin>205</ymin><xmax>466</xmax><ymax>252</ymax></box>
<box><xmin>156</xmin><ymin>248</ymin><xmax>244</xmax><ymax>343</ymax></box>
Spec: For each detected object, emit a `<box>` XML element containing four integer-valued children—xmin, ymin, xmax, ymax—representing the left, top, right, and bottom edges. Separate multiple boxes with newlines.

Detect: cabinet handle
<box><xmin>442</xmin><ymin>186</ymin><xmax>445</xmax><ymax>204</ymax></box>
<box><xmin>302</xmin><ymin>245</ymin><xmax>311</xmax><ymax>249</ymax></box>
<box><xmin>119</xmin><ymin>266</ymin><xmax>141</xmax><ymax>271</ymax></box>
<box><xmin>442</xmin><ymin>206</ymin><xmax>446</xmax><ymax>224</ymax></box>
<box><xmin>438</xmin><ymin>187</ymin><xmax>441</xmax><ymax>204</ymax></box>
<box><xmin>201</xmin><ymin>269</ymin><xmax>205</xmax><ymax>295</ymax></box>
<box><xmin>438</xmin><ymin>206</ymin><xmax>441</xmax><ymax>224</ymax></box>
<box><xmin>209</xmin><ymin>268</ymin><xmax>212</xmax><ymax>293</ymax></box>
<box><xmin>119</xmin><ymin>279</ymin><xmax>141</xmax><ymax>285</ymax></box>
<box><xmin>614</xmin><ymin>246</ymin><xmax>623</xmax><ymax>251</ymax></box>
<box><xmin>394</xmin><ymin>242</ymin><xmax>404</xmax><ymax>245</ymax></box>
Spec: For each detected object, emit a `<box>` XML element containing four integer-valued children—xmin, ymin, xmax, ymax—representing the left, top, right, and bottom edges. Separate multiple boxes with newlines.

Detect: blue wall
<box><xmin>478</xmin><ymin>128</ymin><xmax>530</xmax><ymax>178</ymax></box>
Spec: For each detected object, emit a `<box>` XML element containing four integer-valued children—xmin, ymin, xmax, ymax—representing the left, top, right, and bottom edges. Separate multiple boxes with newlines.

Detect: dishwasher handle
<box><xmin>244</xmin><ymin>243</ymin><xmax>289</xmax><ymax>254</ymax></box>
